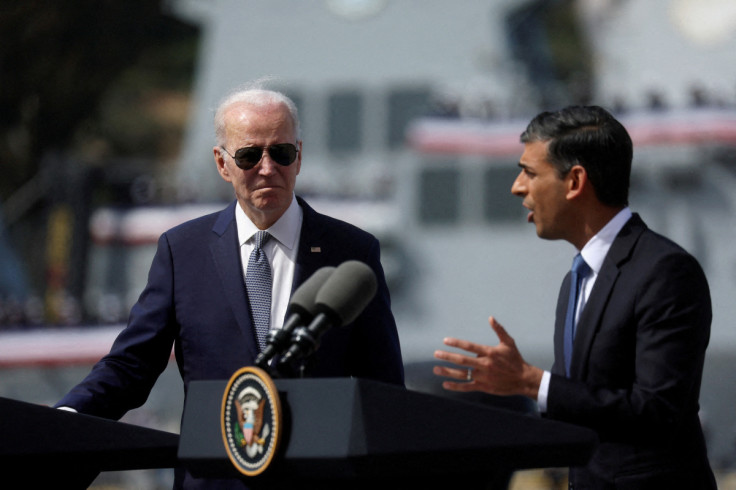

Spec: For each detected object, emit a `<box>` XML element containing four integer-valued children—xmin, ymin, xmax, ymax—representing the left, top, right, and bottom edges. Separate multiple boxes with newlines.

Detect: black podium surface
<box><xmin>179</xmin><ymin>378</ymin><xmax>597</xmax><ymax>488</ymax></box>
<box><xmin>0</xmin><ymin>396</ymin><xmax>179</xmax><ymax>487</ymax></box>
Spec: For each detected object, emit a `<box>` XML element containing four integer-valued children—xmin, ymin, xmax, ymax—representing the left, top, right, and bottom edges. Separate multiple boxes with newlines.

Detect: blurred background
<box><xmin>2</xmin><ymin>0</ymin><xmax>736</xmax><ymax>488</ymax></box>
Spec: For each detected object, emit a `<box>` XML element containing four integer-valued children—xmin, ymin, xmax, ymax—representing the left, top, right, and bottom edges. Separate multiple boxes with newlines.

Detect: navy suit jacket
<box><xmin>547</xmin><ymin>214</ymin><xmax>715</xmax><ymax>488</ymax></box>
<box><xmin>56</xmin><ymin>196</ymin><xmax>403</xmax><ymax>419</ymax></box>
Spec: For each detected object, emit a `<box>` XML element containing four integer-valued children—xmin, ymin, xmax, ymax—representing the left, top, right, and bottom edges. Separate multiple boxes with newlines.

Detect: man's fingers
<box><xmin>489</xmin><ymin>316</ymin><xmax>513</xmax><ymax>345</ymax></box>
<box><xmin>434</xmin><ymin>365</ymin><xmax>477</xmax><ymax>392</ymax></box>
<box><xmin>434</xmin><ymin>348</ymin><xmax>474</xmax><ymax>367</ymax></box>
<box><xmin>441</xmin><ymin>380</ymin><xmax>476</xmax><ymax>392</ymax></box>
<box><xmin>441</xmin><ymin>337</ymin><xmax>487</xmax><ymax>356</ymax></box>
<box><xmin>432</xmin><ymin>364</ymin><xmax>471</xmax><ymax>381</ymax></box>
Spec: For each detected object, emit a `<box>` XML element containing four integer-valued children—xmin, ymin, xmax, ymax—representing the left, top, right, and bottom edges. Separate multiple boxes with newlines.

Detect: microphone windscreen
<box><xmin>314</xmin><ymin>260</ymin><xmax>377</xmax><ymax>325</ymax></box>
<box><xmin>288</xmin><ymin>266</ymin><xmax>336</xmax><ymax>315</ymax></box>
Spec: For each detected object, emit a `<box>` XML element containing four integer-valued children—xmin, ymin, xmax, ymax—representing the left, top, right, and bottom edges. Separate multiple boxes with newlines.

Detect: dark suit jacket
<box><xmin>56</xmin><ymin>197</ymin><xmax>404</xmax><ymax>488</ymax></box>
<box><xmin>546</xmin><ymin>214</ymin><xmax>715</xmax><ymax>489</ymax></box>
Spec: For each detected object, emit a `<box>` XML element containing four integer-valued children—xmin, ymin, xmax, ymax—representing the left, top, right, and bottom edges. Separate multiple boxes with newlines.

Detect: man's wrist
<box><xmin>523</xmin><ymin>365</ymin><xmax>544</xmax><ymax>400</ymax></box>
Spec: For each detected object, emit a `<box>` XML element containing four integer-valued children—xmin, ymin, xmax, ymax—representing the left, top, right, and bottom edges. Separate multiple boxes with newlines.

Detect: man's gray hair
<box><xmin>214</xmin><ymin>78</ymin><xmax>301</xmax><ymax>145</ymax></box>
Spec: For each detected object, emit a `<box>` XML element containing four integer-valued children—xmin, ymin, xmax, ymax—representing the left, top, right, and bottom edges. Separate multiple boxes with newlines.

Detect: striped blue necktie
<box><xmin>246</xmin><ymin>231</ymin><xmax>272</xmax><ymax>351</ymax></box>
<box><xmin>563</xmin><ymin>253</ymin><xmax>590</xmax><ymax>377</ymax></box>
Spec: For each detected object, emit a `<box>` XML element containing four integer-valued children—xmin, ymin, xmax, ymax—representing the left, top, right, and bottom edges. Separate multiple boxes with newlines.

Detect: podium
<box><xmin>179</xmin><ymin>378</ymin><xmax>597</xmax><ymax>489</ymax></box>
<box><xmin>0</xmin><ymin>378</ymin><xmax>597</xmax><ymax>489</ymax></box>
<box><xmin>0</xmin><ymin>396</ymin><xmax>179</xmax><ymax>488</ymax></box>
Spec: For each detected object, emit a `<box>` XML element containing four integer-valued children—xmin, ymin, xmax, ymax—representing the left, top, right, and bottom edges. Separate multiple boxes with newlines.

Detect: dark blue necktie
<box><xmin>564</xmin><ymin>253</ymin><xmax>590</xmax><ymax>377</ymax></box>
<box><xmin>246</xmin><ymin>231</ymin><xmax>272</xmax><ymax>351</ymax></box>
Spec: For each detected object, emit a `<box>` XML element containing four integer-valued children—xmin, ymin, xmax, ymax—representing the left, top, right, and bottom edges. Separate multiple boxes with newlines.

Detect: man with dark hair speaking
<box><xmin>434</xmin><ymin>106</ymin><xmax>716</xmax><ymax>489</ymax></box>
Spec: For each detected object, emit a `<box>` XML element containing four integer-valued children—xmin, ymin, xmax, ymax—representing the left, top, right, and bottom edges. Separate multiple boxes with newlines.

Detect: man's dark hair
<box><xmin>520</xmin><ymin>105</ymin><xmax>632</xmax><ymax>207</ymax></box>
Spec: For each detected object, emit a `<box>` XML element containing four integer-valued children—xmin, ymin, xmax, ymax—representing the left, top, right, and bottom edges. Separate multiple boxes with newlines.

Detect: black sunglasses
<box><xmin>220</xmin><ymin>143</ymin><xmax>299</xmax><ymax>170</ymax></box>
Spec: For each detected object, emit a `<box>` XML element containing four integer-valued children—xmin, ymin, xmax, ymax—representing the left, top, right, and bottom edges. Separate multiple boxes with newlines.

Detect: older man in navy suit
<box><xmin>434</xmin><ymin>106</ymin><xmax>715</xmax><ymax>489</ymax></box>
<box><xmin>57</xmin><ymin>84</ymin><xmax>404</xmax><ymax>488</ymax></box>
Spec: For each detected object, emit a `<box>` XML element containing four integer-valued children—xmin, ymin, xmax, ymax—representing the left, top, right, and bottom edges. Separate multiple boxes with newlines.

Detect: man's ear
<box><xmin>294</xmin><ymin>140</ymin><xmax>302</xmax><ymax>176</ymax></box>
<box><xmin>214</xmin><ymin>147</ymin><xmax>232</xmax><ymax>182</ymax></box>
<box><xmin>566</xmin><ymin>165</ymin><xmax>587</xmax><ymax>200</ymax></box>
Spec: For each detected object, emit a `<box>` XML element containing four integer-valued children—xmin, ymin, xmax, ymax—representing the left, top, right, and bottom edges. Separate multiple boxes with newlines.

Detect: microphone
<box><xmin>278</xmin><ymin>260</ymin><xmax>378</xmax><ymax>368</ymax></box>
<box><xmin>254</xmin><ymin>266</ymin><xmax>336</xmax><ymax>369</ymax></box>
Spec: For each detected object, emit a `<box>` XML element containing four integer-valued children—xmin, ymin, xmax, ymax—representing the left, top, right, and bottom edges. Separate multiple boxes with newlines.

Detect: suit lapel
<box><xmin>570</xmin><ymin>214</ymin><xmax>647</xmax><ymax>379</ymax></box>
<box><xmin>292</xmin><ymin>197</ymin><xmax>329</xmax><ymax>293</ymax></box>
<box><xmin>552</xmin><ymin>274</ymin><xmax>572</xmax><ymax>376</ymax></box>
<box><xmin>209</xmin><ymin>201</ymin><xmax>260</xmax><ymax>359</ymax></box>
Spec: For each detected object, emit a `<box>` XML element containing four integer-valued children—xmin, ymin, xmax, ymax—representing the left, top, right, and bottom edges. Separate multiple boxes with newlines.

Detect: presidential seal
<box><xmin>221</xmin><ymin>366</ymin><xmax>282</xmax><ymax>476</ymax></box>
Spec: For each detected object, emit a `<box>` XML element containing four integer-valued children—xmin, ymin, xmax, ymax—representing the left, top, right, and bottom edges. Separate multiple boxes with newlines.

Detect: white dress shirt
<box><xmin>236</xmin><ymin>195</ymin><xmax>303</xmax><ymax>331</ymax></box>
<box><xmin>537</xmin><ymin>207</ymin><xmax>632</xmax><ymax>411</ymax></box>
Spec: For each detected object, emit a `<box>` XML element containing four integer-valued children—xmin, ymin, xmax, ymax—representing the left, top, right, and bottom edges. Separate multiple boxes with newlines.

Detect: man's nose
<box><xmin>257</xmin><ymin>152</ymin><xmax>278</xmax><ymax>173</ymax></box>
<box><xmin>511</xmin><ymin>171</ymin><xmax>526</xmax><ymax>196</ymax></box>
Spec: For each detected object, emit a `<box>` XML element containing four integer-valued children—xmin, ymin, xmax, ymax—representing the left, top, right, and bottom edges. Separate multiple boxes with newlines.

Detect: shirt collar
<box><xmin>580</xmin><ymin>207</ymin><xmax>632</xmax><ymax>274</ymax></box>
<box><xmin>235</xmin><ymin>194</ymin><xmax>302</xmax><ymax>250</ymax></box>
